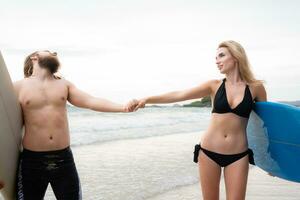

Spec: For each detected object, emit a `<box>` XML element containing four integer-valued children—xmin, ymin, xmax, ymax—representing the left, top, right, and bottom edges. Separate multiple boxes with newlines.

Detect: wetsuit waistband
<box><xmin>22</xmin><ymin>146</ymin><xmax>72</xmax><ymax>159</ymax></box>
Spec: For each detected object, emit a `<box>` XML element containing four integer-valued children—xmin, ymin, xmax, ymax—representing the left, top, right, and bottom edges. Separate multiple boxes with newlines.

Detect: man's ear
<box><xmin>30</xmin><ymin>55</ymin><xmax>38</xmax><ymax>61</ymax></box>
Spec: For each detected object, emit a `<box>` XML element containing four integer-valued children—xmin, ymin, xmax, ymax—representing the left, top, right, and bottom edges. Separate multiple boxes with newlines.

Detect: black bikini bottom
<box><xmin>193</xmin><ymin>144</ymin><xmax>255</xmax><ymax>167</ymax></box>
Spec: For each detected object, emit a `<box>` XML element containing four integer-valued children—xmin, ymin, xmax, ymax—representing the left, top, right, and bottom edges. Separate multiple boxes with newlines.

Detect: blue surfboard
<box><xmin>247</xmin><ymin>101</ymin><xmax>300</xmax><ymax>183</ymax></box>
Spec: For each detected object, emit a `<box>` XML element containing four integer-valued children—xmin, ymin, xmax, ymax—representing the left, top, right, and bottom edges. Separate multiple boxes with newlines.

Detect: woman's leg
<box><xmin>223</xmin><ymin>155</ymin><xmax>249</xmax><ymax>200</ymax></box>
<box><xmin>198</xmin><ymin>151</ymin><xmax>222</xmax><ymax>200</ymax></box>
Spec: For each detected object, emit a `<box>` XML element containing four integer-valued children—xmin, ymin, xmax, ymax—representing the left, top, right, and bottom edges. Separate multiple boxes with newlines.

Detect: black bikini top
<box><xmin>212</xmin><ymin>78</ymin><xmax>253</xmax><ymax>118</ymax></box>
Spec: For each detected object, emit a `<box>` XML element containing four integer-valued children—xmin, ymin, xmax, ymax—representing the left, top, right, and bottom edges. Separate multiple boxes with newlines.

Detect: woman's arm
<box><xmin>254</xmin><ymin>84</ymin><xmax>267</xmax><ymax>102</ymax></box>
<box><xmin>135</xmin><ymin>80</ymin><xmax>215</xmax><ymax>109</ymax></box>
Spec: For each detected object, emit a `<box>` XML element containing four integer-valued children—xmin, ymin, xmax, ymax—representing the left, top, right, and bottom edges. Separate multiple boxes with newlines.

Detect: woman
<box><xmin>135</xmin><ymin>40</ymin><xmax>267</xmax><ymax>199</ymax></box>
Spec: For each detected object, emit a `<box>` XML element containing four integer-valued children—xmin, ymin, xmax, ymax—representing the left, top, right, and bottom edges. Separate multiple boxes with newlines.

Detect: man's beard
<box><xmin>38</xmin><ymin>55</ymin><xmax>60</xmax><ymax>74</ymax></box>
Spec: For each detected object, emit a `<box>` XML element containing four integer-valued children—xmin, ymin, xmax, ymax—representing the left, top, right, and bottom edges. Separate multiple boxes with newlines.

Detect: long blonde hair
<box><xmin>218</xmin><ymin>40</ymin><xmax>263</xmax><ymax>85</ymax></box>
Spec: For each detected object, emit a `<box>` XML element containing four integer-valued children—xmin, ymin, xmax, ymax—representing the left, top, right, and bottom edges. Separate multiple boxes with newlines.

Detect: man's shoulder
<box><xmin>15</xmin><ymin>77</ymin><xmax>70</xmax><ymax>86</ymax></box>
<box><xmin>57</xmin><ymin>78</ymin><xmax>76</xmax><ymax>90</ymax></box>
<box><xmin>14</xmin><ymin>77</ymin><xmax>35</xmax><ymax>87</ymax></box>
<box><xmin>13</xmin><ymin>79</ymin><xmax>26</xmax><ymax>95</ymax></box>
<box><xmin>13</xmin><ymin>79</ymin><xmax>25</xmax><ymax>87</ymax></box>
<box><xmin>57</xmin><ymin>77</ymin><xmax>71</xmax><ymax>85</ymax></box>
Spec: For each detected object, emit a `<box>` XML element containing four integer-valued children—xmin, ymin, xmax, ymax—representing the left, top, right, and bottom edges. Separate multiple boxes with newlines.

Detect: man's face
<box><xmin>36</xmin><ymin>50</ymin><xmax>60</xmax><ymax>74</ymax></box>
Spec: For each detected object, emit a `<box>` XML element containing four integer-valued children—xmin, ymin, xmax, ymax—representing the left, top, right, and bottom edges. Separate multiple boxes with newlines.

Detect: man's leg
<box><xmin>16</xmin><ymin>159</ymin><xmax>49</xmax><ymax>200</ymax></box>
<box><xmin>49</xmin><ymin>148</ymin><xmax>82</xmax><ymax>200</ymax></box>
<box><xmin>50</xmin><ymin>161</ymin><xmax>81</xmax><ymax>200</ymax></box>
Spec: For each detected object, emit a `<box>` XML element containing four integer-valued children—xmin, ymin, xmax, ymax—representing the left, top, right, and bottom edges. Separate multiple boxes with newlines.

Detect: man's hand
<box><xmin>0</xmin><ymin>180</ymin><xmax>4</xmax><ymax>190</ymax></box>
<box><xmin>133</xmin><ymin>99</ymin><xmax>147</xmax><ymax>111</ymax></box>
<box><xmin>124</xmin><ymin>99</ymin><xmax>139</xmax><ymax>112</ymax></box>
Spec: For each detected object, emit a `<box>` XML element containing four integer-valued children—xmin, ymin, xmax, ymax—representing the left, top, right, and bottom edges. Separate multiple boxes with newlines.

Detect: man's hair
<box><xmin>24</xmin><ymin>51</ymin><xmax>38</xmax><ymax>78</ymax></box>
<box><xmin>23</xmin><ymin>50</ymin><xmax>61</xmax><ymax>79</ymax></box>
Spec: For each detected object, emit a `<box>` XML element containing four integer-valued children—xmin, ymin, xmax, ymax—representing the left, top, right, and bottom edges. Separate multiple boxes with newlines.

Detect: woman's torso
<box><xmin>200</xmin><ymin>79</ymin><xmax>254</xmax><ymax>154</ymax></box>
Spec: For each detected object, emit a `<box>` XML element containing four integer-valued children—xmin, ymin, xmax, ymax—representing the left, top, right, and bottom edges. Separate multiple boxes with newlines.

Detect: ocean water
<box><xmin>68</xmin><ymin>106</ymin><xmax>211</xmax><ymax>146</ymax></box>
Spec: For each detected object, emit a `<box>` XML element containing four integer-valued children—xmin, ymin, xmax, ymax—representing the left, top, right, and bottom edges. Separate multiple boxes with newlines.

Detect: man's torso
<box><xmin>16</xmin><ymin>77</ymin><xmax>71</xmax><ymax>151</ymax></box>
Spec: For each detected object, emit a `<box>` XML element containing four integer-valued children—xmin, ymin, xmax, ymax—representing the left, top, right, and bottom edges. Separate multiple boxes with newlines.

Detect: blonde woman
<box><xmin>134</xmin><ymin>40</ymin><xmax>267</xmax><ymax>199</ymax></box>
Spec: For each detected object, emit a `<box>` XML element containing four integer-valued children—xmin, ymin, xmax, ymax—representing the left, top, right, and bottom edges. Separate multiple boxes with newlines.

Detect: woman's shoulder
<box><xmin>201</xmin><ymin>79</ymin><xmax>223</xmax><ymax>94</ymax></box>
<box><xmin>205</xmin><ymin>79</ymin><xmax>223</xmax><ymax>86</ymax></box>
<box><xmin>248</xmin><ymin>81</ymin><xmax>267</xmax><ymax>101</ymax></box>
<box><xmin>248</xmin><ymin>81</ymin><xmax>265</xmax><ymax>91</ymax></box>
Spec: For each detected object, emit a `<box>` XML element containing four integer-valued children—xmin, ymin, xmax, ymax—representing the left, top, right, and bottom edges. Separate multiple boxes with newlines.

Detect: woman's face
<box><xmin>215</xmin><ymin>47</ymin><xmax>236</xmax><ymax>74</ymax></box>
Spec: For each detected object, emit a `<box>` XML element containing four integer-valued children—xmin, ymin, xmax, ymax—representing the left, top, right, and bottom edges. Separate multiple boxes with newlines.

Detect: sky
<box><xmin>0</xmin><ymin>0</ymin><xmax>299</xmax><ymax>103</ymax></box>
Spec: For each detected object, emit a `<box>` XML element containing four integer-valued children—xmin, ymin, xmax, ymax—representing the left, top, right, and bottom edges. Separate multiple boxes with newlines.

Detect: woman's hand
<box><xmin>133</xmin><ymin>98</ymin><xmax>147</xmax><ymax>111</ymax></box>
<box><xmin>124</xmin><ymin>99</ymin><xmax>139</xmax><ymax>112</ymax></box>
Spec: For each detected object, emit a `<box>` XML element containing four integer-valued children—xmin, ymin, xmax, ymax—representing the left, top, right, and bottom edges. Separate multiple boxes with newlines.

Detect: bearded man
<box><xmin>13</xmin><ymin>50</ymin><xmax>138</xmax><ymax>200</ymax></box>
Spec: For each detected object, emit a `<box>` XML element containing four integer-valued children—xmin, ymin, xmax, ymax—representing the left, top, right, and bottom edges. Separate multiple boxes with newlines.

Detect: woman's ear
<box><xmin>233</xmin><ymin>61</ymin><xmax>239</xmax><ymax>70</ymax></box>
<box><xmin>234</xmin><ymin>59</ymin><xmax>238</xmax><ymax>66</ymax></box>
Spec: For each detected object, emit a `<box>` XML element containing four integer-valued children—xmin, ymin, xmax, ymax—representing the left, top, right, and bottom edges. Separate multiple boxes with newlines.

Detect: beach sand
<box><xmin>1</xmin><ymin>132</ymin><xmax>300</xmax><ymax>199</ymax></box>
<box><xmin>49</xmin><ymin>132</ymin><xmax>300</xmax><ymax>200</ymax></box>
<box><xmin>46</xmin><ymin>131</ymin><xmax>202</xmax><ymax>200</ymax></box>
<box><xmin>148</xmin><ymin>167</ymin><xmax>300</xmax><ymax>200</ymax></box>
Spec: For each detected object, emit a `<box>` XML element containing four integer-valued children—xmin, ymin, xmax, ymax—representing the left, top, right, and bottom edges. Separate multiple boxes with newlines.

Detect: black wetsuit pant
<box><xmin>16</xmin><ymin>147</ymin><xmax>81</xmax><ymax>200</ymax></box>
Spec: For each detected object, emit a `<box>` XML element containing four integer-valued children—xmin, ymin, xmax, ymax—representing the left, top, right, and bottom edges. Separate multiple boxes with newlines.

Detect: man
<box><xmin>13</xmin><ymin>50</ymin><xmax>138</xmax><ymax>200</ymax></box>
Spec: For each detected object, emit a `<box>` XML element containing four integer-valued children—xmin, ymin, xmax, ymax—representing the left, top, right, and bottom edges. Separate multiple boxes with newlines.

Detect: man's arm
<box><xmin>66</xmin><ymin>80</ymin><xmax>136</xmax><ymax>112</ymax></box>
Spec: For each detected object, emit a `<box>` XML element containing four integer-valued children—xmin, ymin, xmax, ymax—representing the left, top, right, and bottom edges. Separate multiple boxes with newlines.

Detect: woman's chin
<box><xmin>219</xmin><ymin>69</ymin><xmax>226</xmax><ymax>74</ymax></box>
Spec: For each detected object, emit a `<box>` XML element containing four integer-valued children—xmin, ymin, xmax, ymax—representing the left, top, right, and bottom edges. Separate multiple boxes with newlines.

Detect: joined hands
<box><xmin>124</xmin><ymin>98</ymin><xmax>147</xmax><ymax>112</ymax></box>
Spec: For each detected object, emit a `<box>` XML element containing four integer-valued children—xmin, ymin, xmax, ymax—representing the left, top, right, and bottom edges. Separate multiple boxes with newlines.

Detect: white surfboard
<box><xmin>0</xmin><ymin>51</ymin><xmax>23</xmax><ymax>200</ymax></box>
